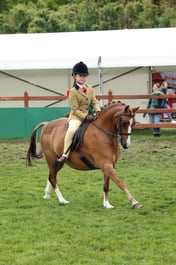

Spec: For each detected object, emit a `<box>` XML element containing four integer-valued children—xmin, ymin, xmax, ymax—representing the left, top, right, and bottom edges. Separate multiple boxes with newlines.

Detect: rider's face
<box><xmin>74</xmin><ymin>74</ymin><xmax>87</xmax><ymax>85</ymax></box>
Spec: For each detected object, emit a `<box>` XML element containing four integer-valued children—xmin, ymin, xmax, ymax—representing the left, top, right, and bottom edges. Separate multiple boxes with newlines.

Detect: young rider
<box><xmin>58</xmin><ymin>61</ymin><xmax>101</xmax><ymax>163</ymax></box>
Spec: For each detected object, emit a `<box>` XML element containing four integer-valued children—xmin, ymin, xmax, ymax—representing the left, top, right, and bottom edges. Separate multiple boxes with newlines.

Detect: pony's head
<box><xmin>95</xmin><ymin>100</ymin><xmax>139</xmax><ymax>149</ymax></box>
<box><xmin>117</xmin><ymin>105</ymin><xmax>139</xmax><ymax>149</ymax></box>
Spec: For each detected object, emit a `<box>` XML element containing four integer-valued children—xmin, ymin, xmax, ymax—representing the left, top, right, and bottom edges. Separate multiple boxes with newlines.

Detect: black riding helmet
<box><xmin>72</xmin><ymin>61</ymin><xmax>89</xmax><ymax>76</ymax></box>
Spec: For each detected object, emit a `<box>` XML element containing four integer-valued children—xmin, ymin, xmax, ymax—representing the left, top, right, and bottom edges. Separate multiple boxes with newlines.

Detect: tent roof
<box><xmin>0</xmin><ymin>28</ymin><xmax>176</xmax><ymax>70</ymax></box>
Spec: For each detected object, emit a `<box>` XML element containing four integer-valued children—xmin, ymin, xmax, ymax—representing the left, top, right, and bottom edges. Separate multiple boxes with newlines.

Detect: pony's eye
<box><xmin>122</xmin><ymin>121</ymin><xmax>129</xmax><ymax>127</ymax></box>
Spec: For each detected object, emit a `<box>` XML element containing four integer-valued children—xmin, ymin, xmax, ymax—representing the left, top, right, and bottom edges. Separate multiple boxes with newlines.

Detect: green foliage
<box><xmin>0</xmin><ymin>0</ymin><xmax>176</xmax><ymax>33</ymax></box>
<box><xmin>0</xmin><ymin>130</ymin><xmax>176</xmax><ymax>264</ymax></box>
<box><xmin>0</xmin><ymin>2</ymin><xmax>37</xmax><ymax>33</ymax></box>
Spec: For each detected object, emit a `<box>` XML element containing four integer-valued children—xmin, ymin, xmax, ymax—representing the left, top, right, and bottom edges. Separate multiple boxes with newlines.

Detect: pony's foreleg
<box><xmin>43</xmin><ymin>180</ymin><xmax>52</xmax><ymax>199</ymax></box>
<box><xmin>103</xmin><ymin>174</ymin><xmax>114</xmax><ymax>209</ymax></box>
<box><xmin>103</xmin><ymin>164</ymin><xmax>142</xmax><ymax>209</ymax></box>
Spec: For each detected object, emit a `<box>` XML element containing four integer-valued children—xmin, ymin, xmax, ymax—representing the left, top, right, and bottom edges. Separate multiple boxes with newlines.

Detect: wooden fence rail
<box><xmin>1</xmin><ymin>90</ymin><xmax>176</xmax><ymax>129</ymax></box>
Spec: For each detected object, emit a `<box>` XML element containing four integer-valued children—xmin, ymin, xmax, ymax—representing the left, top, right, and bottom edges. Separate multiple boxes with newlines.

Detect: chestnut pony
<box><xmin>26</xmin><ymin>100</ymin><xmax>141</xmax><ymax>209</ymax></box>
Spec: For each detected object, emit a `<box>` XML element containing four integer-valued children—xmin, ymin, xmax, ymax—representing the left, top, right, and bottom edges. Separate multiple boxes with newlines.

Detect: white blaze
<box><xmin>126</xmin><ymin>118</ymin><xmax>132</xmax><ymax>147</ymax></box>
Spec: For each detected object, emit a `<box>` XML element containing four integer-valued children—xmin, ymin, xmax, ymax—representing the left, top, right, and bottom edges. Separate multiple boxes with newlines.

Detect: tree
<box><xmin>0</xmin><ymin>0</ymin><xmax>176</xmax><ymax>34</ymax></box>
<box><xmin>0</xmin><ymin>3</ymin><xmax>36</xmax><ymax>33</ymax></box>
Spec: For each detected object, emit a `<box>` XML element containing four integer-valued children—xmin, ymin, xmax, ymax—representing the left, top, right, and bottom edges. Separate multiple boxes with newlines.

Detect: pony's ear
<box><xmin>132</xmin><ymin>106</ymin><xmax>140</xmax><ymax>113</ymax></box>
<box><xmin>124</xmin><ymin>105</ymin><xmax>130</xmax><ymax>112</ymax></box>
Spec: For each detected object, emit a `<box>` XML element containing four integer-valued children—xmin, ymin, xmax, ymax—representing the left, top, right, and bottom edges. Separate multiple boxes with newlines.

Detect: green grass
<box><xmin>0</xmin><ymin>129</ymin><xmax>176</xmax><ymax>265</ymax></box>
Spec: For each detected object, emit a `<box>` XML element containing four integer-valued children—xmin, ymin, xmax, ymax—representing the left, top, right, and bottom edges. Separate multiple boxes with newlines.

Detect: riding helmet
<box><xmin>72</xmin><ymin>61</ymin><xmax>89</xmax><ymax>76</ymax></box>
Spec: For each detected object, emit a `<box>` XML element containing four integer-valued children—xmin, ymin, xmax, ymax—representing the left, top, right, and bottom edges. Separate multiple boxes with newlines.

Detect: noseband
<box><xmin>92</xmin><ymin>113</ymin><xmax>134</xmax><ymax>139</ymax></box>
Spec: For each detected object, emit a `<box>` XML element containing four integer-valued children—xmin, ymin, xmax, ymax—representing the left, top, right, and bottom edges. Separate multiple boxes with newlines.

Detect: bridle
<box><xmin>92</xmin><ymin>113</ymin><xmax>135</xmax><ymax>139</ymax></box>
<box><xmin>118</xmin><ymin>113</ymin><xmax>135</xmax><ymax>137</ymax></box>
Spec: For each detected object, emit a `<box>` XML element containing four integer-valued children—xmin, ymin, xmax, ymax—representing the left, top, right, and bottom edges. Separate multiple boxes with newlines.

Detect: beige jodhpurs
<box><xmin>63</xmin><ymin>119</ymin><xmax>82</xmax><ymax>157</ymax></box>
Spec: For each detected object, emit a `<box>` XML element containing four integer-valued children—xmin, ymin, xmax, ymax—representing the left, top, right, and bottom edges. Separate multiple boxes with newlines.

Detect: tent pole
<box><xmin>149</xmin><ymin>66</ymin><xmax>153</xmax><ymax>93</ymax></box>
<box><xmin>98</xmin><ymin>56</ymin><xmax>103</xmax><ymax>107</ymax></box>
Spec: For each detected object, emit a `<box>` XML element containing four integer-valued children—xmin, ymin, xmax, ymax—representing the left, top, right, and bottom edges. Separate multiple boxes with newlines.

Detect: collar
<box><xmin>74</xmin><ymin>82</ymin><xmax>86</xmax><ymax>90</ymax></box>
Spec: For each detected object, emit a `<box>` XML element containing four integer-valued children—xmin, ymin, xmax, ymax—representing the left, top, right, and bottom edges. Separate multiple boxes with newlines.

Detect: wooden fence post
<box><xmin>108</xmin><ymin>90</ymin><xmax>113</xmax><ymax>102</ymax></box>
<box><xmin>24</xmin><ymin>91</ymin><xmax>29</xmax><ymax>108</ymax></box>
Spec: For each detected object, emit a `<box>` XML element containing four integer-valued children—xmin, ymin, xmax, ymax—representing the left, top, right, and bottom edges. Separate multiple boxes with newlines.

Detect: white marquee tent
<box><xmin>0</xmin><ymin>27</ymin><xmax>176</xmax><ymax>70</ymax></box>
<box><xmin>0</xmin><ymin>28</ymin><xmax>176</xmax><ymax>118</ymax></box>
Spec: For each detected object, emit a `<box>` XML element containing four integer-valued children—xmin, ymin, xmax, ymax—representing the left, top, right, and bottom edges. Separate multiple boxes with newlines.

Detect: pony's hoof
<box><xmin>132</xmin><ymin>202</ymin><xmax>142</xmax><ymax>209</ymax></box>
<box><xmin>103</xmin><ymin>201</ymin><xmax>114</xmax><ymax>209</ymax></box>
<box><xmin>60</xmin><ymin>200</ymin><xmax>70</xmax><ymax>205</ymax></box>
<box><xmin>43</xmin><ymin>194</ymin><xmax>50</xmax><ymax>199</ymax></box>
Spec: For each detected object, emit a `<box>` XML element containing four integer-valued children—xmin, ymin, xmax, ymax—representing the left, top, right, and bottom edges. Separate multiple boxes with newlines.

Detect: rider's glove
<box><xmin>86</xmin><ymin>114</ymin><xmax>96</xmax><ymax>121</ymax></box>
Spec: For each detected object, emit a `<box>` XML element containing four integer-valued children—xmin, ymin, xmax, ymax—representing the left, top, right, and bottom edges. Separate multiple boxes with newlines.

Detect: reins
<box><xmin>92</xmin><ymin>112</ymin><xmax>134</xmax><ymax>138</ymax></box>
<box><xmin>92</xmin><ymin>122</ymin><xmax>118</xmax><ymax>138</ymax></box>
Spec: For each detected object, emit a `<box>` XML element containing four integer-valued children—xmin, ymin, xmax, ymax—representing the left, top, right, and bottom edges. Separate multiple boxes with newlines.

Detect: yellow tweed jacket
<box><xmin>68</xmin><ymin>85</ymin><xmax>100</xmax><ymax>121</ymax></box>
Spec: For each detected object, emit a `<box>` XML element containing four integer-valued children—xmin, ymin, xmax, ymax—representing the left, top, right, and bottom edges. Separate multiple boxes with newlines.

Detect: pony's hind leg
<box><xmin>43</xmin><ymin>180</ymin><xmax>52</xmax><ymax>199</ymax></box>
<box><xmin>44</xmin><ymin>162</ymin><xmax>69</xmax><ymax>204</ymax></box>
<box><xmin>52</xmin><ymin>166</ymin><xmax>69</xmax><ymax>204</ymax></box>
<box><xmin>103</xmin><ymin>174</ymin><xmax>114</xmax><ymax>209</ymax></box>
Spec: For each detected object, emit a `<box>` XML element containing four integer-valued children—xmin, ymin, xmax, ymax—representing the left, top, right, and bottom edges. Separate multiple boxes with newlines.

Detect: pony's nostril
<box><xmin>123</xmin><ymin>144</ymin><xmax>128</xmax><ymax>149</ymax></box>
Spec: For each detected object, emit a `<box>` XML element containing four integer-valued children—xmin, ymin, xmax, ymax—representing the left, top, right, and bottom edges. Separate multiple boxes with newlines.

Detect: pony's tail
<box><xmin>26</xmin><ymin>122</ymin><xmax>48</xmax><ymax>167</ymax></box>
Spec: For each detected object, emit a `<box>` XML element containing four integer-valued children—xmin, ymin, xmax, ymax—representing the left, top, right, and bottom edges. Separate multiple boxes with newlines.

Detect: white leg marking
<box><xmin>55</xmin><ymin>186</ymin><xmax>69</xmax><ymax>204</ymax></box>
<box><xmin>43</xmin><ymin>180</ymin><xmax>52</xmax><ymax>199</ymax></box>
<box><xmin>103</xmin><ymin>194</ymin><xmax>114</xmax><ymax>209</ymax></box>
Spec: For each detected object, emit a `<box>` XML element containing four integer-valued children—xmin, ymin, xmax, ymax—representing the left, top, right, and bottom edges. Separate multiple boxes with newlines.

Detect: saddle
<box><xmin>68</xmin><ymin>119</ymin><xmax>98</xmax><ymax>169</ymax></box>
<box><xmin>69</xmin><ymin>119</ymin><xmax>90</xmax><ymax>152</ymax></box>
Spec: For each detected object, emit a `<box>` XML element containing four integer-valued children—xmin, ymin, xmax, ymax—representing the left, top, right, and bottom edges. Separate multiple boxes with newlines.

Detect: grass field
<box><xmin>0</xmin><ymin>129</ymin><xmax>176</xmax><ymax>265</ymax></box>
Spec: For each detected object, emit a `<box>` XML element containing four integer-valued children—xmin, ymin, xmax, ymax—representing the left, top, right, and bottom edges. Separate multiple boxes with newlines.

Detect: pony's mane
<box><xmin>101</xmin><ymin>100</ymin><xmax>126</xmax><ymax>111</ymax></box>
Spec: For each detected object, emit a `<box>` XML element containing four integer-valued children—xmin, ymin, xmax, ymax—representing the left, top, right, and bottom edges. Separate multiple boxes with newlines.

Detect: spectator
<box><xmin>160</xmin><ymin>80</ymin><xmax>176</xmax><ymax>123</ymax></box>
<box><xmin>144</xmin><ymin>83</ymin><xmax>164</xmax><ymax>136</ymax></box>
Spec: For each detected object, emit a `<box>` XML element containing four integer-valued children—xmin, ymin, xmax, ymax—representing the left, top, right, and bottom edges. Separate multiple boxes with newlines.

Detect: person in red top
<box><xmin>160</xmin><ymin>80</ymin><xmax>176</xmax><ymax>123</ymax></box>
<box><xmin>58</xmin><ymin>61</ymin><xmax>101</xmax><ymax>163</ymax></box>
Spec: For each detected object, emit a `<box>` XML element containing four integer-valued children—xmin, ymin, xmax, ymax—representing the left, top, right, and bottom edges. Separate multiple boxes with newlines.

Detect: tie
<box><xmin>82</xmin><ymin>86</ymin><xmax>87</xmax><ymax>94</ymax></box>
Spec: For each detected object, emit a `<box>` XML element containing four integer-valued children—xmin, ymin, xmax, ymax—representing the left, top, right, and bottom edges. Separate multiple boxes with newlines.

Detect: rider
<box><xmin>58</xmin><ymin>61</ymin><xmax>101</xmax><ymax>163</ymax></box>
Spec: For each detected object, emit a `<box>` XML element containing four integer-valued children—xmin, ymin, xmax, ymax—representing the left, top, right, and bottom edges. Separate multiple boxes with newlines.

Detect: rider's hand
<box><xmin>96</xmin><ymin>111</ymin><xmax>101</xmax><ymax>117</ymax></box>
<box><xmin>86</xmin><ymin>114</ymin><xmax>96</xmax><ymax>121</ymax></box>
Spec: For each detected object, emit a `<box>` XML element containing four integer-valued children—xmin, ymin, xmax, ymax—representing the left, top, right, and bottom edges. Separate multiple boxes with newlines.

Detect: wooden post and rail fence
<box><xmin>1</xmin><ymin>90</ymin><xmax>176</xmax><ymax>129</ymax></box>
